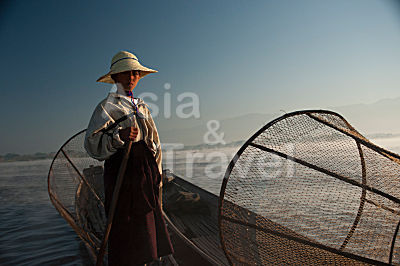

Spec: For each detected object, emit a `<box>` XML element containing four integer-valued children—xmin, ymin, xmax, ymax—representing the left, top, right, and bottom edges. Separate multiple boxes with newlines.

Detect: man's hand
<box><xmin>119</xmin><ymin>127</ymin><xmax>138</xmax><ymax>142</ymax></box>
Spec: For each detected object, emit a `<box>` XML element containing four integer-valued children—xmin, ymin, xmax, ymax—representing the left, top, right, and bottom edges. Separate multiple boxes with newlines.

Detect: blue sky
<box><xmin>1</xmin><ymin>0</ymin><xmax>400</xmax><ymax>154</ymax></box>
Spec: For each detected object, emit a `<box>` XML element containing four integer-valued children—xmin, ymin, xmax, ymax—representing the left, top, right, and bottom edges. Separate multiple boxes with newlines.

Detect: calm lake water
<box><xmin>0</xmin><ymin>159</ymin><xmax>92</xmax><ymax>265</ymax></box>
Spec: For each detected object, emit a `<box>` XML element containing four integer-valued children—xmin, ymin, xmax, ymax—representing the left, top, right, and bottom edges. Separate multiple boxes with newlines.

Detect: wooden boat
<box><xmin>161</xmin><ymin>170</ymin><xmax>229</xmax><ymax>265</ymax></box>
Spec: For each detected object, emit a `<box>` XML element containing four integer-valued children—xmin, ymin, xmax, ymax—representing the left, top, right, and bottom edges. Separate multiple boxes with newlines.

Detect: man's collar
<box><xmin>109</xmin><ymin>91</ymin><xmax>143</xmax><ymax>106</ymax></box>
<box><xmin>116</xmin><ymin>86</ymin><xmax>130</xmax><ymax>96</ymax></box>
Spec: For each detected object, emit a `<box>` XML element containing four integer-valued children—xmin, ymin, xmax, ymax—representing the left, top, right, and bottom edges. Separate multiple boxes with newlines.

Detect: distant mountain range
<box><xmin>2</xmin><ymin>97</ymin><xmax>399</xmax><ymax>162</ymax></box>
<box><xmin>329</xmin><ymin>97</ymin><xmax>400</xmax><ymax>134</ymax></box>
<box><xmin>159</xmin><ymin>97</ymin><xmax>400</xmax><ymax>146</ymax></box>
<box><xmin>159</xmin><ymin>112</ymin><xmax>277</xmax><ymax>146</ymax></box>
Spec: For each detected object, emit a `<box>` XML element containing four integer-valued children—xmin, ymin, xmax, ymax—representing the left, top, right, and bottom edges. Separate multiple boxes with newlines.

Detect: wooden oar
<box><xmin>96</xmin><ymin>140</ymin><xmax>133</xmax><ymax>266</ymax></box>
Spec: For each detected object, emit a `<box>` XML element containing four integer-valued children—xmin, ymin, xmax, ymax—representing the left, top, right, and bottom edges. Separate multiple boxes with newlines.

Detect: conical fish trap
<box><xmin>47</xmin><ymin>130</ymin><xmax>107</xmax><ymax>261</ymax></box>
<box><xmin>219</xmin><ymin>110</ymin><xmax>400</xmax><ymax>265</ymax></box>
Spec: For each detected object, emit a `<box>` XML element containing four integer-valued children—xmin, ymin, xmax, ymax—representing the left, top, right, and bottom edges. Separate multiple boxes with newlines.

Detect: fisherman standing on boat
<box><xmin>84</xmin><ymin>51</ymin><xmax>174</xmax><ymax>265</ymax></box>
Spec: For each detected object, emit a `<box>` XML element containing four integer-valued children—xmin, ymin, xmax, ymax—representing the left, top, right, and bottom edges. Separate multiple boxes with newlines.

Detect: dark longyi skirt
<box><xmin>103</xmin><ymin>140</ymin><xmax>174</xmax><ymax>266</ymax></box>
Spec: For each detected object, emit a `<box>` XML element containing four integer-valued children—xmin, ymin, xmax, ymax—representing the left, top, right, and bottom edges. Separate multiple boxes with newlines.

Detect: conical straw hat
<box><xmin>97</xmin><ymin>51</ymin><xmax>158</xmax><ymax>83</ymax></box>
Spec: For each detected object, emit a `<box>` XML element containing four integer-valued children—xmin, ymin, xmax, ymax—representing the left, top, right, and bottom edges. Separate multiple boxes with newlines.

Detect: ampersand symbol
<box><xmin>203</xmin><ymin>120</ymin><xmax>226</xmax><ymax>145</ymax></box>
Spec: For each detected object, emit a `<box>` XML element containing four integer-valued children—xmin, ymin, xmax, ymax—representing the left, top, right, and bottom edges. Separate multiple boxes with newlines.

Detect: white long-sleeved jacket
<box><xmin>84</xmin><ymin>92</ymin><xmax>162</xmax><ymax>175</ymax></box>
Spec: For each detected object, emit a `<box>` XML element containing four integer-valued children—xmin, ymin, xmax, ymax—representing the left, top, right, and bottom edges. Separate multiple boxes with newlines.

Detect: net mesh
<box><xmin>219</xmin><ymin>110</ymin><xmax>400</xmax><ymax>265</ymax></box>
<box><xmin>47</xmin><ymin>130</ymin><xmax>107</xmax><ymax>262</ymax></box>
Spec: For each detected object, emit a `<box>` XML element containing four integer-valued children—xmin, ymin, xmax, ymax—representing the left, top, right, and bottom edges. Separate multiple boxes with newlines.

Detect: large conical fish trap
<box><xmin>47</xmin><ymin>130</ymin><xmax>107</xmax><ymax>262</ymax></box>
<box><xmin>219</xmin><ymin>110</ymin><xmax>400</xmax><ymax>265</ymax></box>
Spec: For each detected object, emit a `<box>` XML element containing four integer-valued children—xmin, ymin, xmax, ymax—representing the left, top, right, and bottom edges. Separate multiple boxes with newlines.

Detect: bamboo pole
<box><xmin>96</xmin><ymin>141</ymin><xmax>133</xmax><ymax>266</ymax></box>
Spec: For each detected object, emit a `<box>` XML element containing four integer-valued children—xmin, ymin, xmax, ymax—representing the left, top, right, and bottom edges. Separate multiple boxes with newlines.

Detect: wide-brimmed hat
<box><xmin>97</xmin><ymin>51</ymin><xmax>158</xmax><ymax>83</ymax></box>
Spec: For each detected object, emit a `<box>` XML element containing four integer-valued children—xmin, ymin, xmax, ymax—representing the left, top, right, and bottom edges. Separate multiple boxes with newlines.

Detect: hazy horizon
<box><xmin>1</xmin><ymin>95</ymin><xmax>400</xmax><ymax>155</ymax></box>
